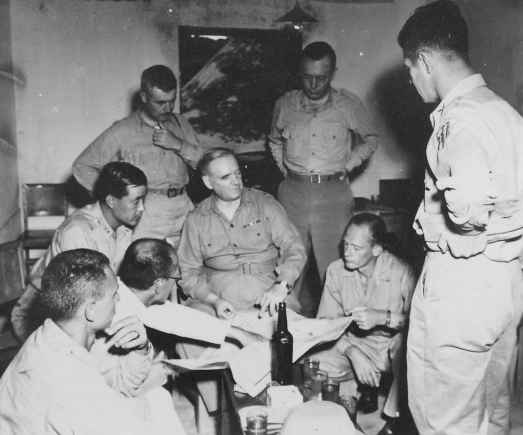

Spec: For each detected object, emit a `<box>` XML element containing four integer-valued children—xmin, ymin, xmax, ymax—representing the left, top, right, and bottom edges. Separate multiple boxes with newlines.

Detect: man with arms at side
<box><xmin>73</xmin><ymin>65</ymin><xmax>205</xmax><ymax>245</ymax></box>
<box><xmin>0</xmin><ymin>249</ymin><xmax>173</xmax><ymax>435</ymax></box>
<box><xmin>11</xmin><ymin>161</ymin><xmax>147</xmax><ymax>341</ymax></box>
<box><xmin>398</xmin><ymin>1</ymin><xmax>523</xmax><ymax>433</ymax></box>
<box><xmin>269</xmin><ymin>41</ymin><xmax>379</xmax><ymax>313</ymax></box>
<box><xmin>177</xmin><ymin>147</ymin><xmax>306</xmax><ymax>412</ymax></box>
<box><xmin>310</xmin><ymin>214</ymin><xmax>416</xmax><ymax>435</ymax></box>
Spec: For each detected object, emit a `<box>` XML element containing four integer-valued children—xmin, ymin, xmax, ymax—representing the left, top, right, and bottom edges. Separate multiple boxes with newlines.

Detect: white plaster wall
<box><xmin>11</xmin><ymin>0</ymin><xmax>175</xmax><ymax>184</ymax></box>
<box><xmin>11</xmin><ymin>0</ymin><xmax>427</xmax><ymax>199</ymax></box>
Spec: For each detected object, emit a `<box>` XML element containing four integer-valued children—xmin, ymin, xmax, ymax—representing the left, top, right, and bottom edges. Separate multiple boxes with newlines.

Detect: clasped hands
<box><xmin>349</xmin><ymin>306</ymin><xmax>384</xmax><ymax>330</ymax></box>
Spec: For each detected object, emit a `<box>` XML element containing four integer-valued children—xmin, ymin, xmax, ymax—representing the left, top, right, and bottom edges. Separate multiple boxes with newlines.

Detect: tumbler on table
<box><xmin>321</xmin><ymin>379</ymin><xmax>340</xmax><ymax>403</ymax></box>
<box><xmin>310</xmin><ymin>370</ymin><xmax>328</xmax><ymax>401</ymax></box>
<box><xmin>246</xmin><ymin>409</ymin><xmax>268</xmax><ymax>435</ymax></box>
<box><xmin>302</xmin><ymin>357</ymin><xmax>320</xmax><ymax>388</ymax></box>
<box><xmin>339</xmin><ymin>394</ymin><xmax>358</xmax><ymax>425</ymax></box>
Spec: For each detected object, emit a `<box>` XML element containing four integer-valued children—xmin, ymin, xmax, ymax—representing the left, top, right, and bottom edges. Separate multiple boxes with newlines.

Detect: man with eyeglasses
<box><xmin>91</xmin><ymin>238</ymin><xmax>258</xmax><ymax>434</ymax></box>
<box><xmin>269</xmin><ymin>41</ymin><xmax>379</xmax><ymax>314</ymax></box>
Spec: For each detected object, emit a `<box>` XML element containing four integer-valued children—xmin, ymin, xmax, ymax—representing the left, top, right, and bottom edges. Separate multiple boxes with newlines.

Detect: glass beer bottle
<box><xmin>271</xmin><ymin>302</ymin><xmax>293</xmax><ymax>385</ymax></box>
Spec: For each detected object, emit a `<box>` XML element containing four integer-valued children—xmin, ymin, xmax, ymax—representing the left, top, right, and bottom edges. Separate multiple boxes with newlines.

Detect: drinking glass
<box><xmin>302</xmin><ymin>357</ymin><xmax>320</xmax><ymax>388</ymax></box>
<box><xmin>246</xmin><ymin>409</ymin><xmax>268</xmax><ymax>435</ymax></box>
<box><xmin>339</xmin><ymin>394</ymin><xmax>358</xmax><ymax>425</ymax></box>
<box><xmin>310</xmin><ymin>370</ymin><xmax>328</xmax><ymax>401</ymax></box>
<box><xmin>321</xmin><ymin>378</ymin><xmax>340</xmax><ymax>403</ymax></box>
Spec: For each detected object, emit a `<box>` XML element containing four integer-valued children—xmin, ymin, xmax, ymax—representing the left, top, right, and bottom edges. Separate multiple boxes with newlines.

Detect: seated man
<box><xmin>177</xmin><ymin>147</ymin><xmax>306</xmax><ymax>411</ymax></box>
<box><xmin>91</xmin><ymin>238</ymin><xmax>256</xmax><ymax>435</ymax></box>
<box><xmin>309</xmin><ymin>213</ymin><xmax>416</xmax><ymax>435</ymax></box>
<box><xmin>0</xmin><ymin>249</ymin><xmax>173</xmax><ymax>434</ymax></box>
<box><xmin>11</xmin><ymin>161</ymin><xmax>147</xmax><ymax>341</ymax></box>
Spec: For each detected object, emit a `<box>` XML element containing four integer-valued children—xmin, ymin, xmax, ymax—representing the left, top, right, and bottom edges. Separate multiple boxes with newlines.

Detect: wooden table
<box><xmin>219</xmin><ymin>366</ymin><xmax>365</xmax><ymax>434</ymax></box>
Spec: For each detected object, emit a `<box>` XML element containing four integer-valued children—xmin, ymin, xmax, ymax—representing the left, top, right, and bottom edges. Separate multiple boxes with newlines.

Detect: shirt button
<box><xmin>230</xmin><ymin>224</ymin><xmax>234</xmax><ymax>228</ymax></box>
<box><xmin>312</xmin><ymin>152</ymin><xmax>315</xmax><ymax>156</ymax></box>
<box><xmin>312</xmin><ymin>134</ymin><xmax>316</xmax><ymax>137</ymax></box>
<box><xmin>233</xmin><ymin>243</ymin><xmax>238</xmax><ymax>247</ymax></box>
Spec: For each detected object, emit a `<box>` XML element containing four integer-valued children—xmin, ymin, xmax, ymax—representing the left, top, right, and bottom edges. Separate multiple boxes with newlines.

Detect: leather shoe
<box><xmin>377</xmin><ymin>419</ymin><xmax>397</xmax><ymax>435</ymax></box>
<box><xmin>358</xmin><ymin>386</ymin><xmax>378</xmax><ymax>414</ymax></box>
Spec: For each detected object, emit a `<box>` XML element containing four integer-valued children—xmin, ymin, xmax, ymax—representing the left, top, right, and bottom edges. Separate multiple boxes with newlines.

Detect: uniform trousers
<box><xmin>133</xmin><ymin>192</ymin><xmax>193</xmax><ymax>248</ymax></box>
<box><xmin>407</xmin><ymin>251</ymin><xmax>523</xmax><ymax>435</ymax></box>
<box><xmin>278</xmin><ymin>178</ymin><xmax>353</xmax><ymax>312</ymax></box>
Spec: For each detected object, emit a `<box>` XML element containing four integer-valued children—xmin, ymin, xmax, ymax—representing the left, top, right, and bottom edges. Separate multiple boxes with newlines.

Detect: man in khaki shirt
<box><xmin>176</xmin><ymin>147</ymin><xmax>306</xmax><ymax>412</ymax></box>
<box><xmin>270</xmin><ymin>42</ymin><xmax>379</xmax><ymax>313</ymax></box>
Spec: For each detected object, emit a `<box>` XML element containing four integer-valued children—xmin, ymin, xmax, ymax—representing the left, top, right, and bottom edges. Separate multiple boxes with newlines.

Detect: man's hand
<box><xmin>212</xmin><ymin>297</ymin><xmax>235</xmax><ymax>320</ymax></box>
<box><xmin>268</xmin><ymin>139</ymin><xmax>286</xmax><ymax>175</ymax></box>
<box><xmin>152</xmin><ymin>123</ymin><xmax>183</xmax><ymax>152</ymax></box>
<box><xmin>437</xmin><ymin>229</ymin><xmax>487</xmax><ymax>258</ymax></box>
<box><xmin>346</xmin><ymin>346</ymin><xmax>380</xmax><ymax>387</ymax></box>
<box><xmin>105</xmin><ymin>316</ymin><xmax>149</xmax><ymax>355</ymax></box>
<box><xmin>227</xmin><ymin>326</ymin><xmax>266</xmax><ymax>347</ymax></box>
<box><xmin>350</xmin><ymin>307</ymin><xmax>383</xmax><ymax>330</ymax></box>
<box><xmin>256</xmin><ymin>282</ymin><xmax>288</xmax><ymax>318</ymax></box>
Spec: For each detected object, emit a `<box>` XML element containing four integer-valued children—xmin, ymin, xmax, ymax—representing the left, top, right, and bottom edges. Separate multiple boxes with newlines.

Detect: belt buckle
<box><xmin>241</xmin><ymin>263</ymin><xmax>252</xmax><ymax>274</ymax></box>
<box><xmin>167</xmin><ymin>188</ymin><xmax>178</xmax><ymax>198</ymax></box>
<box><xmin>311</xmin><ymin>174</ymin><xmax>321</xmax><ymax>184</ymax></box>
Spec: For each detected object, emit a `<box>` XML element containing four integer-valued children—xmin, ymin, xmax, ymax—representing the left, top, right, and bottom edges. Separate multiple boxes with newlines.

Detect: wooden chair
<box><xmin>21</xmin><ymin>184</ymin><xmax>68</xmax><ymax>271</ymax></box>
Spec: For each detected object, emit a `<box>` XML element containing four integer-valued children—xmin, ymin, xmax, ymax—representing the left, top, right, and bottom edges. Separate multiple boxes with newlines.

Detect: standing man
<box><xmin>11</xmin><ymin>162</ymin><xmax>147</xmax><ymax>341</ymax></box>
<box><xmin>269</xmin><ymin>42</ymin><xmax>379</xmax><ymax>312</ymax></box>
<box><xmin>398</xmin><ymin>1</ymin><xmax>523</xmax><ymax>434</ymax></box>
<box><xmin>73</xmin><ymin>65</ymin><xmax>205</xmax><ymax>246</ymax></box>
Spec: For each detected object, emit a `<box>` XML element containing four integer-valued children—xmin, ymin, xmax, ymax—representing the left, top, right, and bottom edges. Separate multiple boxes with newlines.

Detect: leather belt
<box><xmin>148</xmin><ymin>186</ymin><xmax>186</xmax><ymax>198</ymax></box>
<box><xmin>287</xmin><ymin>169</ymin><xmax>344</xmax><ymax>183</ymax></box>
<box><xmin>206</xmin><ymin>260</ymin><xmax>276</xmax><ymax>276</ymax></box>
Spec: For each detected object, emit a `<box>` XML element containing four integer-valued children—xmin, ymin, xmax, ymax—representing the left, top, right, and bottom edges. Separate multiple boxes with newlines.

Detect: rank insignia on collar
<box><xmin>436</xmin><ymin>120</ymin><xmax>450</xmax><ymax>150</ymax></box>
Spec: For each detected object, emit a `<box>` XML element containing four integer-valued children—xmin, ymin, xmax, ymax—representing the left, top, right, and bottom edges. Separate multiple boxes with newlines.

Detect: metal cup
<box><xmin>321</xmin><ymin>378</ymin><xmax>340</xmax><ymax>403</ymax></box>
<box><xmin>339</xmin><ymin>394</ymin><xmax>358</xmax><ymax>425</ymax></box>
<box><xmin>246</xmin><ymin>409</ymin><xmax>268</xmax><ymax>435</ymax></box>
<box><xmin>310</xmin><ymin>370</ymin><xmax>328</xmax><ymax>401</ymax></box>
<box><xmin>302</xmin><ymin>357</ymin><xmax>320</xmax><ymax>388</ymax></box>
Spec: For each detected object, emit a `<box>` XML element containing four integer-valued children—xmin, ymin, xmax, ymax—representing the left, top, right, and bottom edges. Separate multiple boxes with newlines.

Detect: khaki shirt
<box><xmin>317</xmin><ymin>252</ymin><xmax>416</xmax><ymax>365</ymax></box>
<box><xmin>0</xmin><ymin>320</ymin><xmax>169</xmax><ymax>435</ymax></box>
<box><xmin>414</xmin><ymin>74</ymin><xmax>523</xmax><ymax>261</ymax></box>
<box><xmin>270</xmin><ymin>88</ymin><xmax>378</xmax><ymax>174</ymax></box>
<box><xmin>73</xmin><ymin>110</ymin><xmax>205</xmax><ymax>191</ymax></box>
<box><xmin>29</xmin><ymin>202</ymin><xmax>132</xmax><ymax>290</ymax></box>
<box><xmin>178</xmin><ymin>188</ymin><xmax>306</xmax><ymax>302</ymax></box>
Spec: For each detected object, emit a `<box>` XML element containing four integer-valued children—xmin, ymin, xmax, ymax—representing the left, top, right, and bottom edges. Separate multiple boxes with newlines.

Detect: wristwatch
<box><xmin>275</xmin><ymin>280</ymin><xmax>293</xmax><ymax>294</ymax></box>
<box><xmin>385</xmin><ymin>310</ymin><xmax>392</xmax><ymax>327</ymax></box>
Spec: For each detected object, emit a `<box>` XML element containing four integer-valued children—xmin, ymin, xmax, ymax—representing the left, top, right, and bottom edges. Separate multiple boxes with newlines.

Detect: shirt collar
<box><xmin>91</xmin><ymin>201</ymin><xmax>117</xmax><ymax>238</ymax></box>
<box><xmin>112</xmin><ymin>278</ymin><xmax>147</xmax><ymax>323</ymax></box>
<box><xmin>297</xmin><ymin>88</ymin><xmax>334</xmax><ymax>114</ymax></box>
<box><xmin>205</xmin><ymin>188</ymin><xmax>254</xmax><ymax>215</ymax></box>
<box><xmin>39</xmin><ymin>319</ymin><xmax>96</xmax><ymax>365</ymax></box>
<box><xmin>339</xmin><ymin>254</ymin><xmax>391</xmax><ymax>282</ymax></box>
<box><xmin>430</xmin><ymin>74</ymin><xmax>486</xmax><ymax>126</ymax></box>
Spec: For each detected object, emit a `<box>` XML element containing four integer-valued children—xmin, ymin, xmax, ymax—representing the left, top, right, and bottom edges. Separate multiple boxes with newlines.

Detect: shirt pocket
<box><xmin>283</xmin><ymin>126</ymin><xmax>303</xmax><ymax>160</ymax></box>
<box><xmin>200</xmin><ymin>232</ymin><xmax>230</xmax><ymax>259</ymax></box>
<box><xmin>240</xmin><ymin>219</ymin><xmax>271</xmax><ymax>251</ymax></box>
<box><xmin>123</xmin><ymin>147</ymin><xmax>166</xmax><ymax>185</ymax></box>
<box><xmin>317</xmin><ymin>127</ymin><xmax>348</xmax><ymax>161</ymax></box>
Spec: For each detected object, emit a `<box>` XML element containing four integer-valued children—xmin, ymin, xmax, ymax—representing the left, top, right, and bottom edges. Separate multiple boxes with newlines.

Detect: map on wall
<box><xmin>179</xmin><ymin>27</ymin><xmax>302</xmax><ymax>154</ymax></box>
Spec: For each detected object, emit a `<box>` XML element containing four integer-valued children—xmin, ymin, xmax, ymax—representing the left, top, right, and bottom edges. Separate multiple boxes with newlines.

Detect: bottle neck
<box><xmin>277</xmin><ymin>302</ymin><xmax>288</xmax><ymax>332</ymax></box>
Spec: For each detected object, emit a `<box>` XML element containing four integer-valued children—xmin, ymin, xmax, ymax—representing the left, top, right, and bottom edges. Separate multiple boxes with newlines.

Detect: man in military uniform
<box><xmin>73</xmin><ymin>65</ymin><xmax>205</xmax><ymax>246</ymax></box>
<box><xmin>176</xmin><ymin>147</ymin><xmax>306</xmax><ymax>412</ymax></box>
<box><xmin>398</xmin><ymin>1</ymin><xmax>523</xmax><ymax>433</ymax></box>
<box><xmin>269</xmin><ymin>42</ymin><xmax>379</xmax><ymax>313</ymax></box>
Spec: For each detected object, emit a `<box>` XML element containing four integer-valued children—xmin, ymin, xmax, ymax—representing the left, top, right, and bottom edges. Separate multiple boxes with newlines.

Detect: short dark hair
<box><xmin>141</xmin><ymin>65</ymin><xmax>177</xmax><ymax>94</ymax></box>
<box><xmin>40</xmin><ymin>249</ymin><xmax>110</xmax><ymax>322</ymax></box>
<box><xmin>119</xmin><ymin>238</ymin><xmax>177</xmax><ymax>291</ymax></box>
<box><xmin>197</xmin><ymin>147</ymin><xmax>236</xmax><ymax>176</ymax></box>
<box><xmin>398</xmin><ymin>0</ymin><xmax>470</xmax><ymax>64</ymax></box>
<box><xmin>302</xmin><ymin>41</ymin><xmax>337</xmax><ymax>71</ymax></box>
<box><xmin>94</xmin><ymin>162</ymin><xmax>147</xmax><ymax>203</ymax></box>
